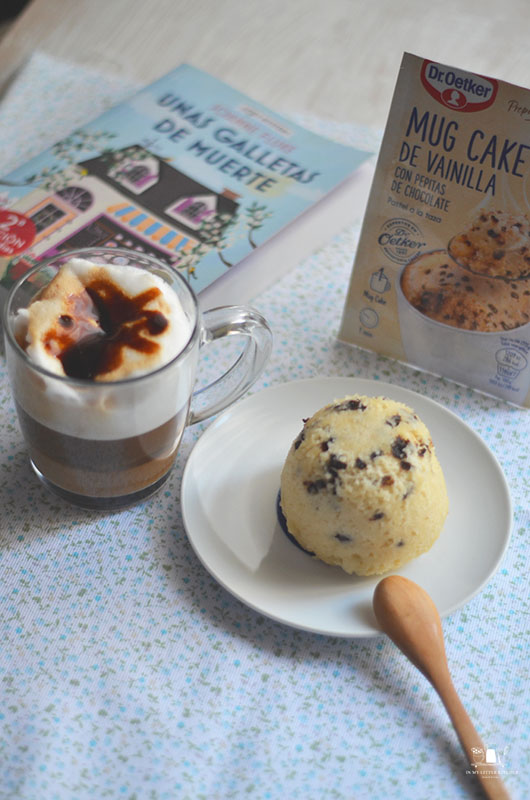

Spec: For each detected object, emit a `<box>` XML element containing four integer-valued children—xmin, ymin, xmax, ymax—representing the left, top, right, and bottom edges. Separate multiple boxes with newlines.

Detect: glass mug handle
<box><xmin>188</xmin><ymin>305</ymin><xmax>272</xmax><ymax>424</ymax></box>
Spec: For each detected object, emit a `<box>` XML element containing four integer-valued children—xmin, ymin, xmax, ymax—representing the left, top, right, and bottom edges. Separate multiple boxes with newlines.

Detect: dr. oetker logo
<box><xmin>421</xmin><ymin>60</ymin><xmax>498</xmax><ymax>112</ymax></box>
<box><xmin>377</xmin><ymin>218</ymin><xmax>426</xmax><ymax>264</ymax></box>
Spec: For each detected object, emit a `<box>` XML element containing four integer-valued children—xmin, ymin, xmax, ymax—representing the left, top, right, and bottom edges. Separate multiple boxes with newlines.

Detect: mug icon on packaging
<box><xmin>2</xmin><ymin>247</ymin><xmax>272</xmax><ymax>510</ymax></box>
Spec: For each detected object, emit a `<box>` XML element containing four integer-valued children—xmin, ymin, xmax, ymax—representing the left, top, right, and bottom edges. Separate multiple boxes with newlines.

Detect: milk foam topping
<box><xmin>13</xmin><ymin>259</ymin><xmax>196</xmax><ymax>439</ymax></box>
<box><xmin>19</xmin><ymin>258</ymin><xmax>192</xmax><ymax>380</ymax></box>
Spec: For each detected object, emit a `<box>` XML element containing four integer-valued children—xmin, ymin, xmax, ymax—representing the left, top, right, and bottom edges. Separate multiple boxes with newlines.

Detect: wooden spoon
<box><xmin>373</xmin><ymin>575</ymin><xmax>511</xmax><ymax>800</ymax></box>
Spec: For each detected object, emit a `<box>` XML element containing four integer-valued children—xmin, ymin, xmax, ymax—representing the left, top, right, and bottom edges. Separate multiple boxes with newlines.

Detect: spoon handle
<box><xmin>373</xmin><ymin>576</ymin><xmax>511</xmax><ymax>799</ymax></box>
<box><xmin>431</xmin><ymin>655</ymin><xmax>511</xmax><ymax>800</ymax></box>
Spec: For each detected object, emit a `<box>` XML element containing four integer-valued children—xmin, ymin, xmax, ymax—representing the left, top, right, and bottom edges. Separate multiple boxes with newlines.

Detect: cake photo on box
<box><xmin>448</xmin><ymin>210</ymin><xmax>530</xmax><ymax>282</ymax></box>
<box><xmin>400</xmin><ymin>249</ymin><xmax>530</xmax><ymax>333</ymax></box>
<box><xmin>279</xmin><ymin>394</ymin><xmax>448</xmax><ymax>576</ymax></box>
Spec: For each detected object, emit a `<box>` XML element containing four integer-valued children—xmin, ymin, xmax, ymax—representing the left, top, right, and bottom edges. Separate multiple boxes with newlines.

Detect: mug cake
<box><xmin>279</xmin><ymin>394</ymin><xmax>448</xmax><ymax>576</ymax></box>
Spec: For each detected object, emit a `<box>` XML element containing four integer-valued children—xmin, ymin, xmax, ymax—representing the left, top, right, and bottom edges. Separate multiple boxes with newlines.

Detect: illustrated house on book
<box><xmin>0</xmin><ymin>145</ymin><xmax>239</xmax><ymax>286</ymax></box>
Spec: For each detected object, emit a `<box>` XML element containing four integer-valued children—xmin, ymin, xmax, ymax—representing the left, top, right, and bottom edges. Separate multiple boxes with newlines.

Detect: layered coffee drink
<box><xmin>10</xmin><ymin>257</ymin><xmax>194</xmax><ymax>507</ymax></box>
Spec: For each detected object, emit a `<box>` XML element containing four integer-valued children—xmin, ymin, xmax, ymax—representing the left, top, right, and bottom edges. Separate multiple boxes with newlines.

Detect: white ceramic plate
<box><xmin>181</xmin><ymin>377</ymin><xmax>512</xmax><ymax>638</ymax></box>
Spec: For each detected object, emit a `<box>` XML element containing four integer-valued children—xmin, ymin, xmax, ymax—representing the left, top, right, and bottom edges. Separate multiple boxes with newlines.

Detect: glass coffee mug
<box><xmin>2</xmin><ymin>247</ymin><xmax>272</xmax><ymax>510</ymax></box>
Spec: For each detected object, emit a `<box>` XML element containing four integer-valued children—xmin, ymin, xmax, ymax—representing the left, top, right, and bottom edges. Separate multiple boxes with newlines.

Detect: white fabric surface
<box><xmin>0</xmin><ymin>52</ymin><xmax>527</xmax><ymax>800</ymax></box>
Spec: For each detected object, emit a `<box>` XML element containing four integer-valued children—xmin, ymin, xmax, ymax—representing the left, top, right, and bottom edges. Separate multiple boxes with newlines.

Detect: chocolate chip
<box><xmin>386</xmin><ymin>415</ymin><xmax>401</xmax><ymax>428</ymax></box>
<box><xmin>328</xmin><ymin>455</ymin><xmax>347</xmax><ymax>471</ymax></box>
<box><xmin>381</xmin><ymin>475</ymin><xmax>394</xmax><ymax>486</ymax></box>
<box><xmin>396</xmin><ymin>539</ymin><xmax>405</xmax><ymax>547</ymax></box>
<box><xmin>370</xmin><ymin>511</ymin><xmax>384</xmax><ymax>521</ymax></box>
<box><xmin>370</xmin><ymin>450</ymin><xmax>383</xmax><ymax>460</ymax></box>
<box><xmin>294</xmin><ymin>430</ymin><xmax>305</xmax><ymax>450</ymax></box>
<box><xmin>355</xmin><ymin>458</ymin><xmax>367</xmax><ymax>470</ymax></box>
<box><xmin>334</xmin><ymin>399</ymin><xmax>367</xmax><ymax>412</ymax></box>
<box><xmin>400</xmin><ymin>461</ymin><xmax>412</xmax><ymax>471</ymax></box>
<box><xmin>391</xmin><ymin>436</ymin><xmax>409</xmax><ymax>460</ymax></box>
<box><xmin>418</xmin><ymin>290</ymin><xmax>444</xmax><ymax>314</ymax></box>
<box><xmin>334</xmin><ymin>533</ymin><xmax>352</xmax><ymax>542</ymax></box>
<box><xmin>305</xmin><ymin>479</ymin><xmax>327</xmax><ymax>494</ymax></box>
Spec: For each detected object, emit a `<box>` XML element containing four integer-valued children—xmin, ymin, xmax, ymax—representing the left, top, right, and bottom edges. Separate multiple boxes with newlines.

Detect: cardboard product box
<box><xmin>339</xmin><ymin>53</ymin><xmax>530</xmax><ymax>407</ymax></box>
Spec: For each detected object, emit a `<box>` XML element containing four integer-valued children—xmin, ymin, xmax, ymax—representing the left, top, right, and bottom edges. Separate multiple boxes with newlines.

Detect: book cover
<box><xmin>0</xmin><ymin>64</ymin><xmax>371</xmax><ymax>306</ymax></box>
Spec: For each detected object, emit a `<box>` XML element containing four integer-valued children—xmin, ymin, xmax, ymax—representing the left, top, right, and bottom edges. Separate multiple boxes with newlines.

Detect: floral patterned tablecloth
<box><xmin>0</xmin><ymin>53</ymin><xmax>528</xmax><ymax>800</ymax></box>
